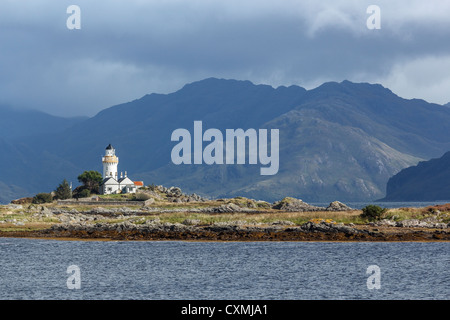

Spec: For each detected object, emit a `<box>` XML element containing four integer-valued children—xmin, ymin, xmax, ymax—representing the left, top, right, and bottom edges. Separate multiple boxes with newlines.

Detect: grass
<box><xmin>97</xmin><ymin>193</ymin><xmax>135</xmax><ymax>200</ymax></box>
<box><xmin>1</xmin><ymin>201</ymin><xmax>448</xmax><ymax>233</ymax></box>
<box><xmin>384</xmin><ymin>207</ymin><xmax>450</xmax><ymax>223</ymax></box>
<box><xmin>130</xmin><ymin>210</ymin><xmax>366</xmax><ymax>226</ymax></box>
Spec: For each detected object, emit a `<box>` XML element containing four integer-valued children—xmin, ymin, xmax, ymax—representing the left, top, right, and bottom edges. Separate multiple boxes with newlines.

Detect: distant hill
<box><xmin>381</xmin><ymin>151</ymin><xmax>450</xmax><ymax>201</ymax></box>
<box><xmin>2</xmin><ymin>78</ymin><xmax>450</xmax><ymax>203</ymax></box>
<box><xmin>0</xmin><ymin>105</ymin><xmax>87</xmax><ymax>140</ymax></box>
<box><xmin>0</xmin><ymin>107</ymin><xmax>87</xmax><ymax>202</ymax></box>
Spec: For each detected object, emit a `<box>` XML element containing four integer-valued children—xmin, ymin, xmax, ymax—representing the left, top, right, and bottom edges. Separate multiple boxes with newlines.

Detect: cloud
<box><xmin>378</xmin><ymin>55</ymin><xmax>450</xmax><ymax>105</ymax></box>
<box><xmin>0</xmin><ymin>0</ymin><xmax>449</xmax><ymax>116</ymax></box>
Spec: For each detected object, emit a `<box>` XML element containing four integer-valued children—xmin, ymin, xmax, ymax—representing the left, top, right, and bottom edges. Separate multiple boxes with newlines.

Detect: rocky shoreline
<box><xmin>1</xmin><ymin>214</ymin><xmax>448</xmax><ymax>242</ymax></box>
<box><xmin>2</xmin><ymin>191</ymin><xmax>449</xmax><ymax>242</ymax></box>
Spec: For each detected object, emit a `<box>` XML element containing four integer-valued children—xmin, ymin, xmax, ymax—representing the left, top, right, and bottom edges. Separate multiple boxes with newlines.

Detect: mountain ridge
<box><xmin>381</xmin><ymin>151</ymin><xmax>450</xmax><ymax>201</ymax></box>
<box><xmin>2</xmin><ymin>78</ymin><xmax>450</xmax><ymax>203</ymax></box>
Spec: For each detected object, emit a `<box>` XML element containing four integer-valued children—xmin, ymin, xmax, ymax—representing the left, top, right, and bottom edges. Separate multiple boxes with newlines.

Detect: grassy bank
<box><xmin>1</xmin><ymin>199</ymin><xmax>450</xmax><ymax>234</ymax></box>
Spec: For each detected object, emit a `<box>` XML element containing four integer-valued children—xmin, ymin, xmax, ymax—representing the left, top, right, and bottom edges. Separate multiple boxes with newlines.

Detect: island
<box><xmin>1</xmin><ymin>185</ymin><xmax>449</xmax><ymax>242</ymax></box>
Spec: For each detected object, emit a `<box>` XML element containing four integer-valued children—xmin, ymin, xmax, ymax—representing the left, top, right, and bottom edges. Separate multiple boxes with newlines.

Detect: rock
<box><xmin>118</xmin><ymin>207</ymin><xmax>133</xmax><ymax>213</ymax></box>
<box><xmin>374</xmin><ymin>219</ymin><xmax>396</xmax><ymax>227</ymax></box>
<box><xmin>40</xmin><ymin>206</ymin><xmax>53</xmax><ymax>215</ymax></box>
<box><xmin>182</xmin><ymin>219</ymin><xmax>201</xmax><ymax>226</ymax></box>
<box><xmin>212</xmin><ymin>203</ymin><xmax>243</xmax><ymax>213</ymax></box>
<box><xmin>270</xmin><ymin>220</ymin><xmax>296</xmax><ymax>226</ymax></box>
<box><xmin>143</xmin><ymin>198</ymin><xmax>155</xmax><ymax>206</ymax></box>
<box><xmin>396</xmin><ymin>219</ymin><xmax>429</xmax><ymax>227</ymax></box>
<box><xmin>167</xmin><ymin>187</ymin><xmax>183</xmax><ymax>197</ymax></box>
<box><xmin>326</xmin><ymin>201</ymin><xmax>353</xmax><ymax>211</ymax></box>
<box><xmin>189</xmin><ymin>193</ymin><xmax>205</xmax><ymax>202</ymax></box>
<box><xmin>395</xmin><ymin>219</ymin><xmax>448</xmax><ymax>228</ymax></box>
<box><xmin>300</xmin><ymin>221</ymin><xmax>361</xmax><ymax>235</ymax></box>
<box><xmin>88</xmin><ymin>207</ymin><xmax>108</xmax><ymax>214</ymax></box>
<box><xmin>272</xmin><ymin>197</ymin><xmax>325</xmax><ymax>212</ymax></box>
<box><xmin>144</xmin><ymin>218</ymin><xmax>161</xmax><ymax>225</ymax></box>
<box><xmin>7</xmin><ymin>204</ymin><xmax>23</xmax><ymax>210</ymax></box>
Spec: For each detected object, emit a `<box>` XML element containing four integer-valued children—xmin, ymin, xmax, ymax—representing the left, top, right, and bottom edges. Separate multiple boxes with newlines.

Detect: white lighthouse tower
<box><xmin>102</xmin><ymin>144</ymin><xmax>119</xmax><ymax>179</ymax></box>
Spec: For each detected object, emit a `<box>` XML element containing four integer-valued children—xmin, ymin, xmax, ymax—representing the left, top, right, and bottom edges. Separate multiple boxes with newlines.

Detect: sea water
<box><xmin>0</xmin><ymin>239</ymin><xmax>448</xmax><ymax>300</ymax></box>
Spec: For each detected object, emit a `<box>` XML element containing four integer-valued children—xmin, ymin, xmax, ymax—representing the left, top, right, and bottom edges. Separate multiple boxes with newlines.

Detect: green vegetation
<box><xmin>54</xmin><ymin>179</ymin><xmax>72</xmax><ymax>200</ymax></box>
<box><xmin>227</xmin><ymin>196</ymin><xmax>270</xmax><ymax>209</ymax></box>
<box><xmin>98</xmin><ymin>193</ymin><xmax>135</xmax><ymax>201</ymax></box>
<box><xmin>77</xmin><ymin>171</ymin><xmax>103</xmax><ymax>193</ymax></box>
<box><xmin>360</xmin><ymin>205</ymin><xmax>387</xmax><ymax>221</ymax></box>
<box><xmin>133</xmin><ymin>193</ymin><xmax>152</xmax><ymax>201</ymax></box>
<box><xmin>74</xmin><ymin>189</ymin><xmax>91</xmax><ymax>199</ymax></box>
<box><xmin>32</xmin><ymin>193</ymin><xmax>53</xmax><ymax>204</ymax></box>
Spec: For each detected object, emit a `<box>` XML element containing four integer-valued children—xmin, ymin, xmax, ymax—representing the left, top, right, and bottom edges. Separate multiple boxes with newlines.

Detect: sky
<box><xmin>1</xmin><ymin>0</ymin><xmax>450</xmax><ymax>117</ymax></box>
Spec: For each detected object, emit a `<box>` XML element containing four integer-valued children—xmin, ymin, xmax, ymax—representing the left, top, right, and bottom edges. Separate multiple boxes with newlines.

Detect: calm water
<box><xmin>0</xmin><ymin>238</ymin><xmax>448</xmax><ymax>300</ymax></box>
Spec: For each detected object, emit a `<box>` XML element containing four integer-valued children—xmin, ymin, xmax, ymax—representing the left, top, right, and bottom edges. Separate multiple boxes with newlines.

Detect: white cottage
<box><xmin>99</xmin><ymin>144</ymin><xmax>143</xmax><ymax>195</ymax></box>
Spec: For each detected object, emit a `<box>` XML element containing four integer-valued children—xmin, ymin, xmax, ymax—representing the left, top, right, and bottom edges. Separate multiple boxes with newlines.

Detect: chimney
<box><xmin>125</xmin><ymin>171</ymin><xmax>127</xmax><ymax>178</ymax></box>
<box><xmin>120</xmin><ymin>172</ymin><xmax>123</xmax><ymax>179</ymax></box>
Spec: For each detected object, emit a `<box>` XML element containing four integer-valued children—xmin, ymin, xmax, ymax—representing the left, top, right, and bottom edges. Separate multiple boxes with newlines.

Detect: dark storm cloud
<box><xmin>0</xmin><ymin>0</ymin><xmax>449</xmax><ymax>116</ymax></box>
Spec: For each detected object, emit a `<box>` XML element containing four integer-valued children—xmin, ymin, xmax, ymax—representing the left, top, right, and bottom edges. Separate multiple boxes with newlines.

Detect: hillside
<box><xmin>0</xmin><ymin>108</ymin><xmax>87</xmax><ymax>203</ymax></box>
<box><xmin>381</xmin><ymin>151</ymin><xmax>450</xmax><ymax>201</ymax></box>
<box><xmin>2</xmin><ymin>78</ymin><xmax>450</xmax><ymax>203</ymax></box>
<box><xmin>0</xmin><ymin>105</ymin><xmax>86</xmax><ymax>140</ymax></box>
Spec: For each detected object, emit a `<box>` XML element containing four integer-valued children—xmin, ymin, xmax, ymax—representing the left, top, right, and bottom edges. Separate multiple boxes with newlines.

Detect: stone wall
<box><xmin>57</xmin><ymin>200</ymin><xmax>146</xmax><ymax>206</ymax></box>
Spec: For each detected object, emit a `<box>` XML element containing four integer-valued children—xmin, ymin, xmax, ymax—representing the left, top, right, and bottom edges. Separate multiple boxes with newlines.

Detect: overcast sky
<box><xmin>1</xmin><ymin>0</ymin><xmax>449</xmax><ymax>117</ymax></box>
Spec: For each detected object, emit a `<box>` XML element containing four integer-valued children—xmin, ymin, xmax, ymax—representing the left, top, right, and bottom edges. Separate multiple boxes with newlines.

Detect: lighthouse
<box><xmin>99</xmin><ymin>144</ymin><xmax>144</xmax><ymax>195</ymax></box>
<box><xmin>102</xmin><ymin>144</ymin><xmax>119</xmax><ymax>179</ymax></box>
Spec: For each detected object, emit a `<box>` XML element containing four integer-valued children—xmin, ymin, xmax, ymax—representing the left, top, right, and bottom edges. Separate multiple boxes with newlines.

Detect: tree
<box><xmin>54</xmin><ymin>179</ymin><xmax>72</xmax><ymax>200</ymax></box>
<box><xmin>75</xmin><ymin>188</ymin><xmax>91</xmax><ymax>199</ymax></box>
<box><xmin>360</xmin><ymin>205</ymin><xmax>387</xmax><ymax>221</ymax></box>
<box><xmin>32</xmin><ymin>193</ymin><xmax>53</xmax><ymax>204</ymax></box>
<box><xmin>77</xmin><ymin>170</ymin><xmax>103</xmax><ymax>193</ymax></box>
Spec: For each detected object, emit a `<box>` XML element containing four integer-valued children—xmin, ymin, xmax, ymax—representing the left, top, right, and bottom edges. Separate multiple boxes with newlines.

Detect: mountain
<box><xmin>0</xmin><ymin>107</ymin><xmax>87</xmax><ymax>202</ymax></box>
<box><xmin>0</xmin><ymin>105</ymin><xmax>87</xmax><ymax>140</ymax></box>
<box><xmin>137</xmin><ymin>80</ymin><xmax>450</xmax><ymax>201</ymax></box>
<box><xmin>2</xmin><ymin>78</ymin><xmax>450</xmax><ymax>203</ymax></box>
<box><xmin>381</xmin><ymin>151</ymin><xmax>450</xmax><ymax>201</ymax></box>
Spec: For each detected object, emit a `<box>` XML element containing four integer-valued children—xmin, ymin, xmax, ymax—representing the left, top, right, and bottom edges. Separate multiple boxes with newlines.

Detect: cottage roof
<box><xmin>101</xmin><ymin>177</ymin><xmax>119</xmax><ymax>185</ymax></box>
<box><xmin>118</xmin><ymin>177</ymin><xmax>134</xmax><ymax>185</ymax></box>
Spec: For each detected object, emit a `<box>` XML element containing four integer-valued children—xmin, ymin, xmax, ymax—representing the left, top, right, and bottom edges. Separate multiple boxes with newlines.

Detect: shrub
<box><xmin>32</xmin><ymin>193</ymin><xmax>53</xmax><ymax>204</ymax></box>
<box><xmin>77</xmin><ymin>170</ymin><xmax>103</xmax><ymax>193</ymax></box>
<box><xmin>76</xmin><ymin>189</ymin><xmax>91</xmax><ymax>199</ymax></box>
<box><xmin>134</xmin><ymin>193</ymin><xmax>151</xmax><ymax>201</ymax></box>
<box><xmin>360</xmin><ymin>205</ymin><xmax>386</xmax><ymax>221</ymax></box>
<box><xmin>54</xmin><ymin>179</ymin><xmax>72</xmax><ymax>200</ymax></box>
